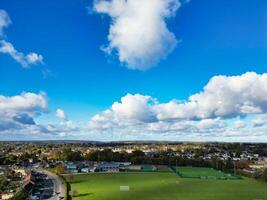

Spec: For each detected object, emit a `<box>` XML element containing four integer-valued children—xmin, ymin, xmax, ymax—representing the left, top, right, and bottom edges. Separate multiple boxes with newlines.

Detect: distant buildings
<box><xmin>53</xmin><ymin>161</ymin><xmax>160</xmax><ymax>174</ymax></box>
<box><xmin>249</xmin><ymin>160</ymin><xmax>267</xmax><ymax>170</ymax></box>
<box><xmin>0</xmin><ymin>168</ymin><xmax>34</xmax><ymax>200</ymax></box>
<box><xmin>97</xmin><ymin>163</ymin><xmax>120</xmax><ymax>172</ymax></box>
<box><xmin>65</xmin><ymin>163</ymin><xmax>79</xmax><ymax>173</ymax></box>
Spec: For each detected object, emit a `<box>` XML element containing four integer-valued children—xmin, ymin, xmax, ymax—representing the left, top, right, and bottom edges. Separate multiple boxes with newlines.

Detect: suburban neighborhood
<box><xmin>0</xmin><ymin>141</ymin><xmax>267</xmax><ymax>199</ymax></box>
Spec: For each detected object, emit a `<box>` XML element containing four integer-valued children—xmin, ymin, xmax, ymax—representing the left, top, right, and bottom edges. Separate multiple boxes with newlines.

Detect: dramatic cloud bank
<box><xmin>0</xmin><ymin>9</ymin><xmax>43</xmax><ymax>67</ymax></box>
<box><xmin>94</xmin><ymin>0</ymin><xmax>180</xmax><ymax>70</ymax></box>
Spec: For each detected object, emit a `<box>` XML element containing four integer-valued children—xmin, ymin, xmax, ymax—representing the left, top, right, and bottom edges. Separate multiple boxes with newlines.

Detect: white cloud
<box><xmin>56</xmin><ymin>108</ymin><xmax>67</xmax><ymax>120</ymax></box>
<box><xmin>0</xmin><ymin>92</ymin><xmax>47</xmax><ymax>132</ymax></box>
<box><xmin>155</xmin><ymin>72</ymin><xmax>267</xmax><ymax>120</ymax></box>
<box><xmin>197</xmin><ymin>118</ymin><xmax>222</xmax><ymax>129</ymax></box>
<box><xmin>0</xmin><ymin>9</ymin><xmax>44</xmax><ymax>67</ymax></box>
<box><xmin>94</xmin><ymin>0</ymin><xmax>180</xmax><ymax>70</ymax></box>
<box><xmin>88</xmin><ymin>94</ymin><xmax>158</xmax><ymax>130</ymax></box>
<box><xmin>2</xmin><ymin>72</ymin><xmax>267</xmax><ymax>141</ymax></box>
<box><xmin>0</xmin><ymin>92</ymin><xmax>80</xmax><ymax>139</ymax></box>
<box><xmin>252</xmin><ymin>114</ymin><xmax>267</xmax><ymax>127</ymax></box>
<box><xmin>0</xmin><ymin>92</ymin><xmax>47</xmax><ymax>115</ymax></box>
<box><xmin>233</xmin><ymin>120</ymin><xmax>246</xmax><ymax>129</ymax></box>
<box><xmin>112</xmin><ymin>93</ymin><xmax>157</xmax><ymax>123</ymax></box>
<box><xmin>145</xmin><ymin>118</ymin><xmax>225</xmax><ymax>134</ymax></box>
<box><xmin>0</xmin><ymin>40</ymin><xmax>43</xmax><ymax>67</ymax></box>
<box><xmin>89</xmin><ymin>72</ymin><xmax>267</xmax><ymax>128</ymax></box>
<box><xmin>26</xmin><ymin>52</ymin><xmax>43</xmax><ymax>64</ymax></box>
<box><xmin>86</xmin><ymin>72</ymin><xmax>267</xmax><ymax>141</ymax></box>
<box><xmin>0</xmin><ymin>9</ymin><xmax>11</xmax><ymax>36</ymax></box>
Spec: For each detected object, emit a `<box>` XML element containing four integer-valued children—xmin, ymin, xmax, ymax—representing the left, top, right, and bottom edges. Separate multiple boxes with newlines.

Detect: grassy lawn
<box><xmin>68</xmin><ymin>172</ymin><xmax>267</xmax><ymax>200</ymax></box>
<box><xmin>175</xmin><ymin>166</ymin><xmax>237</xmax><ymax>179</ymax></box>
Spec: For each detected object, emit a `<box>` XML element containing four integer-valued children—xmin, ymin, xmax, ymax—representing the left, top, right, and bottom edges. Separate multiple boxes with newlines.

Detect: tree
<box><xmin>131</xmin><ymin>150</ymin><xmax>145</xmax><ymax>157</ymax></box>
<box><xmin>61</xmin><ymin>148</ymin><xmax>84</xmax><ymax>161</ymax></box>
<box><xmin>85</xmin><ymin>150</ymin><xmax>99</xmax><ymax>161</ymax></box>
<box><xmin>55</xmin><ymin>164</ymin><xmax>65</xmax><ymax>174</ymax></box>
<box><xmin>225</xmin><ymin>158</ymin><xmax>234</xmax><ymax>171</ymax></box>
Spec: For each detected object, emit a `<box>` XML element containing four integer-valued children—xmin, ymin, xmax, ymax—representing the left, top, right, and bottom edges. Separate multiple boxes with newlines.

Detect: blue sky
<box><xmin>1</xmin><ymin>0</ymin><xmax>267</xmax><ymax>141</ymax></box>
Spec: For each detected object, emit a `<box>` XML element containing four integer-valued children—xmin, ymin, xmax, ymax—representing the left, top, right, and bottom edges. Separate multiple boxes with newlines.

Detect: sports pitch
<box><xmin>174</xmin><ymin>166</ymin><xmax>238</xmax><ymax>179</ymax></box>
<box><xmin>68</xmin><ymin>172</ymin><xmax>267</xmax><ymax>200</ymax></box>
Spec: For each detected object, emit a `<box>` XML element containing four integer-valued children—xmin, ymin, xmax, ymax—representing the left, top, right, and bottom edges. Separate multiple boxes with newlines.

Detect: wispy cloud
<box><xmin>0</xmin><ymin>9</ymin><xmax>11</xmax><ymax>36</ymax></box>
<box><xmin>0</xmin><ymin>9</ymin><xmax>44</xmax><ymax>67</ymax></box>
<box><xmin>0</xmin><ymin>40</ymin><xmax>43</xmax><ymax>67</ymax></box>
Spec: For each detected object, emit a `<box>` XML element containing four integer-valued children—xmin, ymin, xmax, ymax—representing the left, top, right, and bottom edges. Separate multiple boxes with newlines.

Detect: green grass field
<box><xmin>68</xmin><ymin>172</ymin><xmax>267</xmax><ymax>200</ymax></box>
<box><xmin>175</xmin><ymin>166</ymin><xmax>238</xmax><ymax>179</ymax></box>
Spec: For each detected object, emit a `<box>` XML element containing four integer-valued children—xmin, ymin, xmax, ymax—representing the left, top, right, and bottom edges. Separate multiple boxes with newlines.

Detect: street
<box><xmin>32</xmin><ymin>169</ymin><xmax>65</xmax><ymax>200</ymax></box>
<box><xmin>44</xmin><ymin>170</ymin><xmax>65</xmax><ymax>200</ymax></box>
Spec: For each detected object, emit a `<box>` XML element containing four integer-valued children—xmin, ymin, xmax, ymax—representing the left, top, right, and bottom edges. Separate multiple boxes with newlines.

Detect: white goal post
<box><xmin>120</xmin><ymin>185</ymin><xmax>130</xmax><ymax>191</ymax></box>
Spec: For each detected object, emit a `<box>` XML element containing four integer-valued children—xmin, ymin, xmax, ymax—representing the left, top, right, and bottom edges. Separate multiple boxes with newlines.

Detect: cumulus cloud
<box><xmin>94</xmin><ymin>0</ymin><xmax>180</xmax><ymax>70</ymax></box>
<box><xmin>0</xmin><ymin>92</ymin><xmax>47</xmax><ymax>115</ymax></box>
<box><xmin>56</xmin><ymin>108</ymin><xmax>67</xmax><ymax>120</ymax></box>
<box><xmin>0</xmin><ymin>92</ymin><xmax>81</xmax><ymax>139</ymax></box>
<box><xmin>88</xmin><ymin>94</ymin><xmax>158</xmax><ymax>131</ymax></box>
<box><xmin>112</xmin><ymin>94</ymin><xmax>157</xmax><ymax>123</ymax></box>
<box><xmin>2</xmin><ymin>72</ymin><xmax>267</xmax><ymax>141</ymax></box>
<box><xmin>0</xmin><ymin>92</ymin><xmax>47</xmax><ymax>133</ymax></box>
<box><xmin>0</xmin><ymin>9</ymin><xmax>44</xmax><ymax>67</ymax></box>
<box><xmin>89</xmin><ymin>72</ymin><xmax>267</xmax><ymax>127</ymax></box>
<box><xmin>87</xmin><ymin>72</ymin><xmax>267</xmax><ymax>141</ymax></box>
<box><xmin>155</xmin><ymin>72</ymin><xmax>267</xmax><ymax>120</ymax></box>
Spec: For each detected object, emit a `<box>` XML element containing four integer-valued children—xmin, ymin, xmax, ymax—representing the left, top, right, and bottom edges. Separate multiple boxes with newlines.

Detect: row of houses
<box><xmin>181</xmin><ymin>151</ymin><xmax>262</xmax><ymax>161</ymax></box>
<box><xmin>0</xmin><ymin>168</ymin><xmax>35</xmax><ymax>200</ymax></box>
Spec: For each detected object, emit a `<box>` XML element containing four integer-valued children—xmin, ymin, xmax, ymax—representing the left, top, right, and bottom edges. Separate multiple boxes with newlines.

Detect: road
<box><xmin>39</xmin><ymin>170</ymin><xmax>65</xmax><ymax>200</ymax></box>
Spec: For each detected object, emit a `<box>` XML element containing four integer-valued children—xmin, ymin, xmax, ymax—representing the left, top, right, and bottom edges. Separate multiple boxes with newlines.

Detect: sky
<box><xmin>1</xmin><ymin>0</ymin><xmax>267</xmax><ymax>141</ymax></box>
